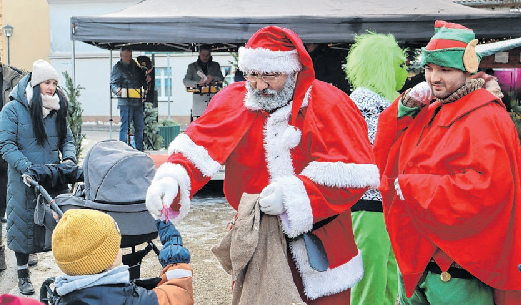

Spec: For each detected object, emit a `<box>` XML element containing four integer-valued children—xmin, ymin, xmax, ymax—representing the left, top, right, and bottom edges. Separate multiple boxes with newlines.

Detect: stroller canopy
<box><xmin>58</xmin><ymin>140</ymin><xmax>157</xmax><ymax>238</ymax></box>
<box><xmin>83</xmin><ymin>139</ymin><xmax>155</xmax><ymax>204</ymax></box>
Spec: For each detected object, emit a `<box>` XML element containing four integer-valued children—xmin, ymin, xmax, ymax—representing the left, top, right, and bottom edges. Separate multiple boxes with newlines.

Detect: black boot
<box><xmin>0</xmin><ymin>247</ymin><xmax>5</xmax><ymax>271</ymax></box>
<box><xmin>17</xmin><ymin>268</ymin><xmax>34</xmax><ymax>295</ymax></box>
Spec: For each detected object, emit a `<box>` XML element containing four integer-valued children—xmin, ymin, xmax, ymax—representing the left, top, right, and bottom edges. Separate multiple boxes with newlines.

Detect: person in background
<box><xmin>51</xmin><ymin>209</ymin><xmax>193</xmax><ymax>305</ymax></box>
<box><xmin>110</xmin><ymin>47</ymin><xmax>147</xmax><ymax>151</ymax></box>
<box><xmin>305</xmin><ymin>43</ymin><xmax>351</xmax><ymax>94</ymax></box>
<box><xmin>345</xmin><ymin>32</ymin><xmax>408</xmax><ymax>305</ymax></box>
<box><xmin>183</xmin><ymin>45</ymin><xmax>224</xmax><ymax>88</ymax></box>
<box><xmin>146</xmin><ymin>26</ymin><xmax>378</xmax><ymax>304</ymax></box>
<box><xmin>183</xmin><ymin>45</ymin><xmax>224</xmax><ymax>121</ymax></box>
<box><xmin>0</xmin><ymin>59</ymin><xmax>77</xmax><ymax>295</ymax></box>
<box><xmin>0</xmin><ymin>61</ymin><xmax>25</xmax><ymax>272</ymax></box>
<box><xmin>374</xmin><ymin>20</ymin><xmax>521</xmax><ymax>304</ymax></box>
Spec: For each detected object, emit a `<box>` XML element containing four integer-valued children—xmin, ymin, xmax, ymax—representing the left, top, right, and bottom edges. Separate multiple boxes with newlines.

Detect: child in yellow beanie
<box><xmin>51</xmin><ymin>209</ymin><xmax>194</xmax><ymax>304</ymax></box>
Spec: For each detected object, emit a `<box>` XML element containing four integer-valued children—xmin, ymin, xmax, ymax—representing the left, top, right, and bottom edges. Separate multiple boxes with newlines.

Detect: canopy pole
<box><xmin>109</xmin><ymin>50</ymin><xmax>113</xmax><ymax>139</ymax></box>
<box><xmin>72</xmin><ymin>40</ymin><xmax>76</xmax><ymax>87</ymax></box>
<box><xmin>167</xmin><ymin>53</ymin><xmax>171</xmax><ymax>120</ymax></box>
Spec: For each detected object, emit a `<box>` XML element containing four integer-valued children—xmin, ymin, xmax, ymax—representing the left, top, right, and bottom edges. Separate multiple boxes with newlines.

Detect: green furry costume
<box><xmin>345</xmin><ymin>32</ymin><xmax>407</xmax><ymax>305</ymax></box>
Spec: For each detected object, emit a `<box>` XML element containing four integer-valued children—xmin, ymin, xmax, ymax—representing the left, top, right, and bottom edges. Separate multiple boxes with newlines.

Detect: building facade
<box><xmin>47</xmin><ymin>0</ymin><xmax>235</xmax><ymax>127</ymax></box>
<box><xmin>1</xmin><ymin>0</ymin><xmax>50</xmax><ymax>71</ymax></box>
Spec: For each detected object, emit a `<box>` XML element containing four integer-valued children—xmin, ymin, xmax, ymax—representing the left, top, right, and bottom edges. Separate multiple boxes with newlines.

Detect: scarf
<box><xmin>25</xmin><ymin>85</ymin><xmax>61</xmax><ymax>118</ymax></box>
<box><xmin>54</xmin><ymin>265</ymin><xmax>130</xmax><ymax>296</ymax></box>
<box><xmin>437</xmin><ymin>78</ymin><xmax>484</xmax><ymax>105</ymax></box>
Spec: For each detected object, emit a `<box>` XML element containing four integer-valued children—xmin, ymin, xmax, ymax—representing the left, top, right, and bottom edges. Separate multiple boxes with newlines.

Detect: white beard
<box><xmin>244</xmin><ymin>74</ymin><xmax>296</xmax><ymax>112</ymax></box>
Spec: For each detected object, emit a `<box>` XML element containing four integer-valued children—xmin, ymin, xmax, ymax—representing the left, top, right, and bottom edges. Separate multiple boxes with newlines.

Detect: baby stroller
<box><xmin>27</xmin><ymin>140</ymin><xmax>160</xmax><ymax>304</ymax></box>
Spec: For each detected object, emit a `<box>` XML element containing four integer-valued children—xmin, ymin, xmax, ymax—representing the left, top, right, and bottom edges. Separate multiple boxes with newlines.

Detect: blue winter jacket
<box><xmin>0</xmin><ymin>74</ymin><xmax>76</xmax><ymax>254</ymax></box>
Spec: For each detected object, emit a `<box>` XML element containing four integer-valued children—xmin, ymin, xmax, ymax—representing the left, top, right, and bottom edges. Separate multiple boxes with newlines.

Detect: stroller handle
<box><xmin>25</xmin><ymin>176</ymin><xmax>64</xmax><ymax>218</ymax></box>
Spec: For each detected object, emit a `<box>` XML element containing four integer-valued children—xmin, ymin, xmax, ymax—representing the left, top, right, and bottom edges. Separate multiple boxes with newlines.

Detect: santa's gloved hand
<box><xmin>394</xmin><ymin>178</ymin><xmax>405</xmax><ymax>200</ymax></box>
<box><xmin>156</xmin><ymin>220</ymin><xmax>190</xmax><ymax>267</ymax></box>
<box><xmin>407</xmin><ymin>82</ymin><xmax>434</xmax><ymax>107</ymax></box>
<box><xmin>259</xmin><ymin>182</ymin><xmax>285</xmax><ymax>215</ymax></box>
<box><xmin>146</xmin><ymin>177</ymin><xmax>179</xmax><ymax>219</ymax></box>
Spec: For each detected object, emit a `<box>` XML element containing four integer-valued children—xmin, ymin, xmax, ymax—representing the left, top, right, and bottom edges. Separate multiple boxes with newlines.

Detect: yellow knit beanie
<box><xmin>52</xmin><ymin>209</ymin><xmax>121</xmax><ymax>276</ymax></box>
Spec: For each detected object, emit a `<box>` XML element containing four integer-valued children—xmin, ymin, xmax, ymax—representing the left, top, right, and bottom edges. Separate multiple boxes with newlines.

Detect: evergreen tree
<box><xmin>143</xmin><ymin>102</ymin><xmax>163</xmax><ymax>150</ymax></box>
<box><xmin>61</xmin><ymin>71</ymin><xmax>85</xmax><ymax>160</ymax></box>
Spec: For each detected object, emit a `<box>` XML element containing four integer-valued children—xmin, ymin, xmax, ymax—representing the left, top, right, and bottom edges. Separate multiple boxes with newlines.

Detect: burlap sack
<box><xmin>212</xmin><ymin>193</ymin><xmax>304</xmax><ymax>305</ymax></box>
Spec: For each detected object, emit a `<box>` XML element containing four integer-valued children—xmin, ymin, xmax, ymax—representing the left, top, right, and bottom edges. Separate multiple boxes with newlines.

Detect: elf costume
<box><xmin>150</xmin><ymin>26</ymin><xmax>379</xmax><ymax>303</ymax></box>
<box><xmin>345</xmin><ymin>32</ymin><xmax>408</xmax><ymax>305</ymax></box>
<box><xmin>374</xmin><ymin>20</ymin><xmax>521</xmax><ymax>304</ymax></box>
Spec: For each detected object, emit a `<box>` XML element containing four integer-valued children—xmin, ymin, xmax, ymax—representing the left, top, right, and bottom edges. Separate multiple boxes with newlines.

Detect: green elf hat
<box><xmin>420</xmin><ymin>20</ymin><xmax>481</xmax><ymax>73</ymax></box>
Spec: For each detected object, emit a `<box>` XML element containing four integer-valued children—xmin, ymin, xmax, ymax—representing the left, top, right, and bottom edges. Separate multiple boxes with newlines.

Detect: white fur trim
<box><xmin>153</xmin><ymin>163</ymin><xmax>191</xmax><ymax>223</ymax></box>
<box><xmin>168</xmin><ymin>133</ymin><xmax>221</xmax><ymax>178</ymax></box>
<box><xmin>275</xmin><ymin>176</ymin><xmax>313</xmax><ymax>238</ymax></box>
<box><xmin>290</xmin><ymin>238</ymin><xmax>364</xmax><ymax>300</ymax></box>
<box><xmin>238</xmin><ymin>47</ymin><xmax>301</xmax><ymax>74</ymax></box>
<box><xmin>263</xmin><ymin>103</ymin><xmax>297</xmax><ymax>181</ymax></box>
<box><xmin>301</xmin><ymin>162</ymin><xmax>380</xmax><ymax>189</ymax></box>
<box><xmin>301</xmin><ymin>86</ymin><xmax>311</xmax><ymax>107</ymax></box>
<box><xmin>282</xmin><ymin>125</ymin><xmax>301</xmax><ymax>150</ymax></box>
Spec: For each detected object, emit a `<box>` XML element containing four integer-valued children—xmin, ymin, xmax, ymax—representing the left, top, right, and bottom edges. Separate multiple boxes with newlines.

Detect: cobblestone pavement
<box><xmin>0</xmin><ymin>124</ymin><xmax>235</xmax><ymax>304</ymax></box>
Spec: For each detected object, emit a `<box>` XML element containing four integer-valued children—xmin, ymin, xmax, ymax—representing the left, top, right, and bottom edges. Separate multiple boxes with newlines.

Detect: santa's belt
<box><xmin>426</xmin><ymin>262</ymin><xmax>474</xmax><ymax>279</ymax></box>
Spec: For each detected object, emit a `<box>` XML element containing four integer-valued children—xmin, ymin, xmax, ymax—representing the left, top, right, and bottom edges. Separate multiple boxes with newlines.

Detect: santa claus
<box><xmin>146</xmin><ymin>26</ymin><xmax>379</xmax><ymax>304</ymax></box>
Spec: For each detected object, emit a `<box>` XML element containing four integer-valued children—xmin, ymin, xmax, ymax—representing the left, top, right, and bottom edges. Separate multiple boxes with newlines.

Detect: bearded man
<box><xmin>146</xmin><ymin>26</ymin><xmax>379</xmax><ymax>304</ymax></box>
<box><xmin>374</xmin><ymin>21</ymin><xmax>521</xmax><ymax>304</ymax></box>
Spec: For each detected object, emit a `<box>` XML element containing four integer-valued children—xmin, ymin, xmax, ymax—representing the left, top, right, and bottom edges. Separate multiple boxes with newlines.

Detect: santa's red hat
<box><xmin>238</xmin><ymin>26</ymin><xmax>315</xmax><ymax>124</ymax></box>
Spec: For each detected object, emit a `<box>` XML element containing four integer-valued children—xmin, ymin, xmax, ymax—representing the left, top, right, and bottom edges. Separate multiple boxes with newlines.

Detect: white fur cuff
<box><xmin>168</xmin><ymin>133</ymin><xmax>221</xmax><ymax>178</ymax></box>
<box><xmin>276</xmin><ymin>176</ymin><xmax>313</xmax><ymax>238</ymax></box>
<box><xmin>153</xmin><ymin>162</ymin><xmax>191</xmax><ymax>223</ymax></box>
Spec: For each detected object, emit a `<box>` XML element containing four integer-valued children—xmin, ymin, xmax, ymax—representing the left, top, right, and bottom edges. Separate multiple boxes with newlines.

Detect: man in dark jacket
<box><xmin>110</xmin><ymin>47</ymin><xmax>147</xmax><ymax>151</ymax></box>
<box><xmin>52</xmin><ymin>209</ymin><xmax>194</xmax><ymax>305</ymax></box>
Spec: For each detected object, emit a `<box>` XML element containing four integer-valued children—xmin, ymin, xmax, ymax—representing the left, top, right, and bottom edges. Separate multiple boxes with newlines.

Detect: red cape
<box><xmin>374</xmin><ymin>89</ymin><xmax>521</xmax><ymax>296</ymax></box>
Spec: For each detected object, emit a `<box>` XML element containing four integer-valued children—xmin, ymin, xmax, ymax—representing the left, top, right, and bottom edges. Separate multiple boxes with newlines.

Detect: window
<box><xmin>155</xmin><ymin>67</ymin><xmax>172</xmax><ymax>100</ymax></box>
<box><xmin>221</xmin><ymin>66</ymin><xmax>234</xmax><ymax>86</ymax></box>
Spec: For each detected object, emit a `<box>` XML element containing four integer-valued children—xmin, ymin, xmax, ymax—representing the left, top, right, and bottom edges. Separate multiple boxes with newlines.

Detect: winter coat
<box><xmin>54</xmin><ymin>264</ymin><xmax>194</xmax><ymax>305</ymax></box>
<box><xmin>0</xmin><ymin>64</ymin><xmax>26</xmax><ymax>202</ymax></box>
<box><xmin>0</xmin><ymin>74</ymin><xmax>76</xmax><ymax>254</ymax></box>
<box><xmin>110</xmin><ymin>60</ymin><xmax>146</xmax><ymax>107</ymax></box>
<box><xmin>157</xmin><ymin>80</ymin><xmax>378</xmax><ymax>300</ymax></box>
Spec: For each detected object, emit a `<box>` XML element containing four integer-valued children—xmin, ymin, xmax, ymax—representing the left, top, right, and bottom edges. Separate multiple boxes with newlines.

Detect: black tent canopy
<box><xmin>70</xmin><ymin>0</ymin><xmax>521</xmax><ymax>52</ymax></box>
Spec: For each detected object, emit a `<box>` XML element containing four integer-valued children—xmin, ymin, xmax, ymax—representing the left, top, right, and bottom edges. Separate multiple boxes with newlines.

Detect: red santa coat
<box><xmin>374</xmin><ymin>88</ymin><xmax>521</xmax><ymax>297</ymax></box>
<box><xmin>154</xmin><ymin>80</ymin><xmax>379</xmax><ymax>299</ymax></box>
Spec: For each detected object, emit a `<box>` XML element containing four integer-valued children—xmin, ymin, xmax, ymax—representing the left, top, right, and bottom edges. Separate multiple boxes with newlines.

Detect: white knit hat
<box><xmin>30</xmin><ymin>59</ymin><xmax>59</xmax><ymax>87</ymax></box>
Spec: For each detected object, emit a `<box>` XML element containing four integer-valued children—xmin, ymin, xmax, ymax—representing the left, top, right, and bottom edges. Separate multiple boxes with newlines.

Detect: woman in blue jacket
<box><xmin>0</xmin><ymin>59</ymin><xmax>76</xmax><ymax>295</ymax></box>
